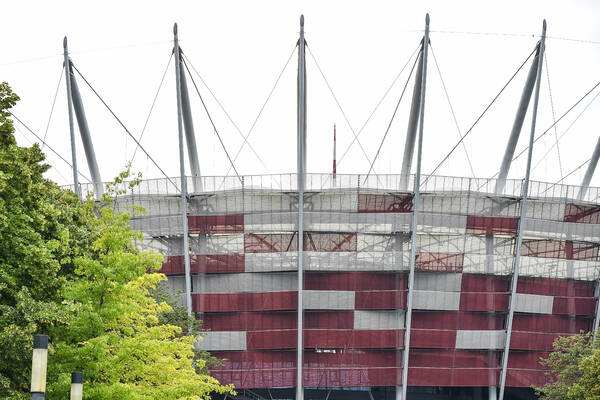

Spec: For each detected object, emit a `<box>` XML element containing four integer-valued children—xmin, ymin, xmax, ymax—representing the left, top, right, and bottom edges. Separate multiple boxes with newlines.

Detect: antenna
<box><xmin>333</xmin><ymin>123</ymin><xmax>337</xmax><ymax>186</ymax></box>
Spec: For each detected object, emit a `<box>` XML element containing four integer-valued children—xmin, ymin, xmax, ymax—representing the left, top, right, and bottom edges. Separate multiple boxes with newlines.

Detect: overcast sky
<box><xmin>2</xmin><ymin>0</ymin><xmax>600</xmax><ymax>190</ymax></box>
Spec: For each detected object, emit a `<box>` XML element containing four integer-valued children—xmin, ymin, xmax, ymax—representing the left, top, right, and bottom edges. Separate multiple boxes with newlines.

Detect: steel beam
<box><xmin>63</xmin><ymin>38</ymin><xmax>80</xmax><ymax>201</ymax></box>
<box><xmin>68</xmin><ymin>65</ymin><xmax>103</xmax><ymax>199</ymax></box>
<box><xmin>399</xmin><ymin>48</ymin><xmax>423</xmax><ymax>191</ymax></box>
<box><xmin>173</xmin><ymin>23</ymin><xmax>193</xmax><ymax>317</ymax></box>
<box><xmin>498</xmin><ymin>20</ymin><xmax>546</xmax><ymax>400</ymax></box>
<box><xmin>179</xmin><ymin>60</ymin><xmax>203</xmax><ymax>193</ymax></box>
<box><xmin>577</xmin><ymin>136</ymin><xmax>600</xmax><ymax>201</ymax></box>
<box><xmin>399</xmin><ymin>13</ymin><xmax>430</xmax><ymax>400</ymax></box>
<box><xmin>495</xmin><ymin>44</ymin><xmax>540</xmax><ymax>194</ymax></box>
<box><xmin>296</xmin><ymin>14</ymin><xmax>307</xmax><ymax>400</ymax></box>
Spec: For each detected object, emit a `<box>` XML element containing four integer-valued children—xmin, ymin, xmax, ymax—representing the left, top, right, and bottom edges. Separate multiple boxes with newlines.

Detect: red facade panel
<box><xmin>408</xmin><ymin>368</ymin><xmax>497</xmax><ymax>387</ymax></box>
<box><xmin>211</xmin><ymin>351</ymin><xmax>296</xmax><ymax>370</ymax></box>
<box><xmin>246</xmin><ymin>330</ymin><xmax>297</xmax><ymax>350</ymax></box>
<box><xmin>244</xmin><ymin>232</ymin><xmax>357</xmax><ymax>253</ymax></box>
<box><xmin>358</xmin><ymin>194</ymin><xmax>413</xmax><ymax>213</ymax></box>
<box><xmin>193</xmin><ymin>291</ymin><xmax>297</xmax><ymax>312</ymax></box>
<box><xmin>466</xmin><ymin>216</ymin><xmax>519</xmax><ymax>236</ymax></box>
<box><xmin>415</xmin><ymin>252</ymin><xmax>464</xmax><ymax>273</ymax></box>
<box><xmin>161</xmin><ymin>254</ymin><xmax>245</xmax><ymax>275</ymax></box>
<box><xmin>202</xmin><ymin>311</ymin><xmax>355</xmax><ymax>331</ymax></box>
<box><xmin>188</xmin><ymin>214</ymin><xmax>244</xmax><ymax>234</ymax></box>
<box><xmin>505</xmin><ymin>368</ymin><xmax>549</xmax><ymax>387</ymax></box>
<box><xmin>354</xmin><ymin>290</ymin><xmax>407</xmax><ymax>310</ymax></box>
<box><xmin>517</xmin><ymin>277</ymin><xmax>595</xmax><ymax>297</ymax></box>
<box><xmin>412</xmin><ymin>311</ymin><xmax>504</xmax><ymax>330</ymax></box>
<box><xmin>211</xmin><ymin>369</ymin><xmax>296</xmax><ymax>389</ymax></box>
<box><xmin>512</xmin><ymin>314</ymin><xmax>590</xmax><ymax>333</ymax></box>
<box><xmin>510</xmin><ymin>332</ymin><xmax>572</xmax><ymax>351</ymax></box>
<box><xmin>564</xmin><ymin>203</ymin><xmax>600</xmax><ymax>224</ymax></box>
<box><xmin>304</xmin><ymin>367</ymin><xmax>400</xmax><ymax>387</ymax></box>
<box><xmin>552</xmin><ymin>297</ymin><xmax>597</xmax><ymax>316</ymax></box>
<box><xmin>245</xmin><ymin>329</ymin><xmax>404</xmax><ymax>350</ymax></box>
<box><xmin>304</xmin><ymin>272</ymin><xmax>406</xmax><ymax>291</ymax></box>
<box><xmin>410</xmin><ymin>329</ymin><xmax>457</xmax><ymax>349</ymax></box>
<box><xmin>459</xmin><ymin>292</ymin><xmax>509</xmax><ymax>312</ymax></box>
<box><xmin>507</xmin><ymin>351</ymin><xmax>550</xmax><ymax>369</ymax></box>
<box><xmin>303</xmin><ymin>329</ymin><xmax>404</xmax><ymax>349</ymax></box>
<box><xmin>461</xmin><ymin>274</ymin><xmax>509</xmax><ymax>293</ymax></box>
<box><xmin>304</xmin><ymin>349</ymin><xmax>398</xmax><ymax>368</ymax></box>
<box><xmin>409</xmin><ymin>349</ymin><xmax>498</xmax><ymax>368</ymax></box>
<box><xmin>520</xmin><ymin>239</ymin><xmax>599</xmax><ymax>261</ymax></box>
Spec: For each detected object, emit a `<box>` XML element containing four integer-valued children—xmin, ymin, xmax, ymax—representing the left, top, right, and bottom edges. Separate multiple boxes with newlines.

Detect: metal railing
<box><xmin>62</xmin><ymin>173</ymin><xmax>600</xmax><ymax>204</ymax></box>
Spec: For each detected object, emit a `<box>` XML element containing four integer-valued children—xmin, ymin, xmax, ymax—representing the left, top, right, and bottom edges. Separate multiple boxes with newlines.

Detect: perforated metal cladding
<box><xmin>107</xmin><ymin>175</ymin><xmax>600</xmax><ymax>390</ymax></box>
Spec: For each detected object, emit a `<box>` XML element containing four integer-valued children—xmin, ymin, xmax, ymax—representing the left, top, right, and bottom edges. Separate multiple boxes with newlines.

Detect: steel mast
<box><xmin>296</xmin><ymin>14</ymin><xmax>307</xmax><ymax>400</ymax></box>
<box><xmin>174</xmin><ymin>23</ymin><xmax>193</xmax><ymax>317</ymax></box>
<box><xmin>399</xmin><ymin>13</ymin><xmax>430</xmax><ymax>400</ymax></box>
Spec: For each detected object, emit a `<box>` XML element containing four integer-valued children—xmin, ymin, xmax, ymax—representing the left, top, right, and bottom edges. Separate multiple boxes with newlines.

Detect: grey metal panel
<box><xmin>196</xmin><ymin>331</ymin><xmax>247</xmax><ymax>351</ymax></box>
<box><xmin>413</xmin><ymin>290</ymin><xmax>460</xmax><ymax>311</ymax></box>
<box><xmin>456</xmin><ymin>330</ymin><xmax>506</xmax><ymax>350</ymax></box>
<box><xmin>244</xmin><ymin>253</ymin><xmax>298</xmax><ymax>272</ymax></box>
<box><xmin>303</xmin><ymin>290</ymin><xmax>355</xmax><ymax>310</ymax></box>
<box><xmin>414</xmin><ymin>272</ymin><xmax>462</xmax><ymax>292</ymax></box>
<box><xmin>354</xmin><ymin>310</ymin><xmax>405</xmax><ymax>330</ymax></box>
<box><xmin>192</xmin><ymin>272</ymin><xmax>297</xmax><ymax>293</ymax></box>
<box><xmin>524</xmin><ymin>218</ymin><xmax>600</xmax><ymax>242</ymax></box>
<box><xmin>513</xmin><ymin>293</ymin><xmax>554</xmax><ymax>314</ymax></box>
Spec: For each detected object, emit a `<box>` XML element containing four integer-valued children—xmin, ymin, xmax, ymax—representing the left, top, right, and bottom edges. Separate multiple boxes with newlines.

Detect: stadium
<box><xmin>18</xmin><ymin>12</ymin><xmax>600</xmax><ymax>400</ymax></box>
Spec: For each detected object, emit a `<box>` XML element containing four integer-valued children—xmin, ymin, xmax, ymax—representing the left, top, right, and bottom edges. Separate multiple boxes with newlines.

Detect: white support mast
<box><xmin>173</xmin><ymin>23</ymin><xmax>193</xmax><ymax>317</ymax></box>
<box><xmin>296</xmin><ymin>14</ymin><xmax>307</xmax><ymax>400</ymax></box>
<box><xmin>498</xmin><ymin>20</ymin><xmax>546</xmax><ymax>400</ymax></box>
<box><xmin>399</xmin><ymin>13</ymin><xmax>430</xmax><ymax>400</ymax></box>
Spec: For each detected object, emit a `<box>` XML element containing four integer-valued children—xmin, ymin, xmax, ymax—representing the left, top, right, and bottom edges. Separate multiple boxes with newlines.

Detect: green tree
<box><xmin>0</xmin><ymin>81</ymin><xmax>96</xmax><ymax>399</ymax></box>
<box><xmin>535</xmin><ymin>332</ymin><xmax>600</xmax><ymax>400</ymax></box>
<box><xmin>0</xmin><ymin>82</ymin><xmax>233</xmax><ymax>399</ymax></box>
<box><xmin>47</xmin><ymin>205</ymin><xmax>233</xmax><ymax>399</ymax></box>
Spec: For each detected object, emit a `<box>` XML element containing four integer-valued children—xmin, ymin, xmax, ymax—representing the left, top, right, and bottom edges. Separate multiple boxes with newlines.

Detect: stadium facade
<box><xmin>55</xmin><ymin>13</ymin><xmax>600</xmax><ymax>400</ymax></box>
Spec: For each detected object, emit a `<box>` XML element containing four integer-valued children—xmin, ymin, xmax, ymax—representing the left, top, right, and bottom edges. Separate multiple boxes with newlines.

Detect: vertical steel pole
<box><xmin>498</xmin><ymin>20</ymin><xmax>546</xmax><ymax>400</ymax></box>
<box><xmin>296</xmin><ymin>14</ymin><xmax>306</xmax><ymax>400</ymax></box>
<box><xmin>577</xmin><ymin>136</ymin><xmax>600</xmax><ymax>201</ymax></box>
<box><xmin>399</xmin><ymin>14</ymin><xmax>429</xmax><ymax>400</ymax></box>
<box><xmin>174</xmin><ymin>23</ymin><xmax>193</xmax><ymax>317</ymax></box>
<box><xmin>63</xmin><ymin>37</ymin><xmax>80</xmax><ymax>201</ymax></box>
<box><xmin>593</xmin><ymin>280</ymin><xmax>600</xmax><ymax>341</ymax></box>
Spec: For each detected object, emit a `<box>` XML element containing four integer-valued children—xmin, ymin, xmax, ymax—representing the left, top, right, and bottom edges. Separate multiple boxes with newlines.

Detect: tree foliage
<box><xmin>535</xmin><ymin>332</ymin><xmax>600</xmax><ymax>400</ymax></box>
<box><xmin>0</xmin><ymin>81</ymin><xmax>95</xmax><ymax>399</ymax></box>
<box><xmin>0</xmin><ymin>82</ymin><xmax>233</xmax><ymax>399</ymax></box>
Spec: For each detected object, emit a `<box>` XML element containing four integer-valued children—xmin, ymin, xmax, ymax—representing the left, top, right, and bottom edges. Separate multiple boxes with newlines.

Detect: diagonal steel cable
<box><xmin>430</xmin><ymin>44</ymin><xmax>476</xmax><ymax>178</ymax></box>
<box><xmin>181</xmin><ymin>48</ymin><xmax>293</xmax><ymax>178</ymax></box>
<box><xmin>544</xmin><ymin>51</ymin><xmax>563</xmax><ymax>176</ymax></box>
<box><xmin>364</xmin><ymin>48</ymin><xmax>421</xmax><ymax>183</ymax></box>
<box><xmin>71</xmin><ymin>63</ymin><xmax>179</xmax><ymax>191</ymax></box>
<box><xmin>532</xmin><ymin>89</ymin><xmax>600</xmax><ymax>172</ymax></box>
<box><xmin>424</xmin><ymin>45</ymin><xmax>537</xmax><ymax>183</ymax></box>
<box><xmin>130</xmin><ymin>51</ymin><xmax>173</xmax><ymax>162</ymax></box>
<box><xmin>336</xmin><ymin>44</ymin><xmax>422</xmax><ymax>168</ymax></box>
<box><xmin>306</xmin><ymin>44</ymin><xmax>378</xmax><ymax>177</ymax></box>
<box><xmin>9</xmin><ymin>111</ymin><xmax>92</xmax><ymax>182</ymax></box>
<box><xmin>42</xmin><ymin>65</ymin><xmax>64</xmax><ymax>150</ymax></box>
<box><xmin>181</xmin><ymin>57</ymin><xmax>242</xmax><ymax>182</ymax></box>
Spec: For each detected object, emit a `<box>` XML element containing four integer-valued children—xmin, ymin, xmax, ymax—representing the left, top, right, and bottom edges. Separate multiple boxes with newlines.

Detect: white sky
<box><xmin>2</xmin><ymin>0</ymin><xmax>600</xmax><ymax>189</ymax></box>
